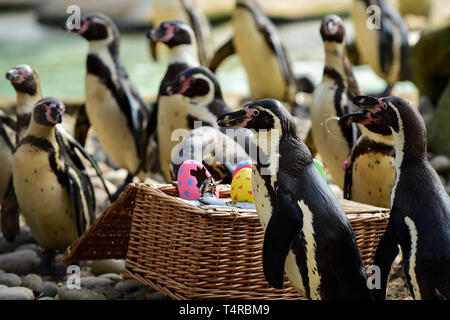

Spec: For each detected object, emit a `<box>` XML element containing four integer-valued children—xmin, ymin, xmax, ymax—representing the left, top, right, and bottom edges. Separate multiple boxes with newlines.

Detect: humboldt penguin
<box><xmin>67</xmin><ymin>13</ymin><xmax>154</xmax><ymax>184</ymax></box>
<box><xmin>150</xmin><ymin>0</ymin><xmax>213</xmax><ymax>66</ymax></box>
<box><xmin>310</xmin><ymin>15</ymin><xmax>359</xmax><ymax>189</ymax></box>
<box><xmin>209</xmin><ymin>0</ymin><xmax>298</xmax><ymax>106</ymax></box>
<box><xmin>351</xmin><ymin>0</ymin><xmax>410</xmax><ymax>95</ymax></box>
<box><xmin>353</xmin><ymin>95</ymin><xmax>450</xmax><ymax>300</ymax></box>
<box><xmin>339</xmin><ymin>106</ymin><xmax>395</xmax><ymax>208</ymax></box>
<box><xmin>217</xmin><ymin>99</ymin><xmax>372</xmax><ymax>300</ymax></box>
<box><xmin>0</xmin><ymin>112</ymin><xmax>15</xmax><ymax>201</ymax></box>
<box><xmin>13</xmin><ymin>97</ymin><xmax>96</xmax><ymax>269</ymax></box>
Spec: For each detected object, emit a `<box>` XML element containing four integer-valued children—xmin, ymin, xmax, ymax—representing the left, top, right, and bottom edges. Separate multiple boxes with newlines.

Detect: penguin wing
<box><xmin>209</xmin><ymin>38</ymin><xmax>235</xmax><ymax>73</ymax></box>
<box><xmin>0</xmin><ymin>178</ymin><xmax>20</xmax><ymax>242</ymax></box>
<box><xmin>0</xmin><ymin>112</ymin><xmax>16</xmax><ymax>151</ymax></box>
<box><xmin>57</xmin><ymin>129</ymin><xmax>112</xmax><ymax>203</ymax></box>
<box><xmin>73</xmin><ymin>104</ymin><xmax>91</xmax><ymax>147</ymax></box>
<box><xmin>262</xmin><ymin>186</ymin><xmax>303</xmax><ymax>289</ymax></box>
<box><xmin>148</xmin><ymin>21</ymin><xmax>158</xmax><ymax>61</ymax></box>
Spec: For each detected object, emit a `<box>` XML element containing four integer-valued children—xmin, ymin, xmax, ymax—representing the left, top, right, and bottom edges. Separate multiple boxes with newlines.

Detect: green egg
<box><xmin>313</xmin><ymin>158</ymin><xmax>327</xmax><ymax>181</ymax></box>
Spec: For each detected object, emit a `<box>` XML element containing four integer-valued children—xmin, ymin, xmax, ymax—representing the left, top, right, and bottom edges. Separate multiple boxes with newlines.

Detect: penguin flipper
<box><xmin>148</xmin><ymin>22</ymin><xmax>158</xmax><ymax>61</ymax></box>
<box><xmin>0</xmin><ymin>177</ymin><xmax>20</xmax><ymax>242</ymax></box>
<box><xmin>262</xmin><ymin>188</ymin><xmax>303</xmax><ymax>289</ymax></box>
<box><xmin>372</xmin><ymin>221</ymin><xmax>399</xmax><ymax>300</ymax></box>
<box><xmin>343</xmin><ymin>157</ymin><xmax>353</xmax><ymax>200</ymax></box>
<box><xmin>74</xmin><ymin>104</ymin><xmax>91</xmax><ymax>147</ymax></box>
<box><xmin>209</xmin><ymin>38</ymin><xmax>235</xmax><ymax>73</ymax></box>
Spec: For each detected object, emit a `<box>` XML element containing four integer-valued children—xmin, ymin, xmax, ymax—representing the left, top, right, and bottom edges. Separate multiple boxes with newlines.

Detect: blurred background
<box><xmin>0</xmin><ymin>0</ymin><xmax>448</xmax><ymax>104</ymax></box>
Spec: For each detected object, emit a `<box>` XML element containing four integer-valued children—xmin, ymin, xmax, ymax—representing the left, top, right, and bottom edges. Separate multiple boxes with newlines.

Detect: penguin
<box><xmin>0</xmin><ymin>112</ymin><xmax>15</xmax><ymax>202</ymax></box>
<box><xmin>12</xmin><ymin>97</ymin><xmax>97</xmax><ymax>269</ymax></box>
<box><xmin>67</xmin><ymin>13</ymin><xmax>154</xmax><ymax>185</ymax></box>
<box><xmin>209</xmin><ymin>0</ymin><xmax>298</xmax><ymax>106</ymax></box>
<box><xmin>3</xmin><ymin>65</ymin><xmax>112</xmax><ymax>243</ymax></box>
<box><xmin>146</xmin><ymin>20</ymin><xmax>201</xmax><ymax>180</ymax></box>
<box><xmin>170</xmin><ymin>126</ymin><xmax>250</xmax><ymax>184</ymax></box>
<box><xmin>310</xmin><ymin>15</ymin><xmax>359</xmax><ymax>190</ymax></box>
<box><xmin>149</xmin><ymin>0</ymin><xmax>213</xmax><ymax>66</ymax></box>
<box><xmin>157</xmin><ymin>66</ymin><xmax>247</xmax><ymax>181</ymax></box>
<box><xmin>352</xmin><ymin>95</ymin><xmax>450</xmax><ymax>300</ymax></box>
<box><xmin>351</xmin><ymin>0</ymin><xmax>410</xmax><ymax>95</ymax></box>
<box><xmin>339</xmin><ymin>106</ymin><xmax>395</xmax><ymax>208</ymax></box>
<box><xmin>217</xmin><ymin>98</ymin><xmax>372</xmax><ymax>300</ymax></box>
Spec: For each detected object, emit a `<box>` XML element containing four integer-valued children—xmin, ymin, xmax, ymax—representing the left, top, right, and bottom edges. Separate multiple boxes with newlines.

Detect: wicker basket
<box><xmin>63</xmin><ymin>183</ymin><xmax>389</xmax><ymax>300</ymax></box>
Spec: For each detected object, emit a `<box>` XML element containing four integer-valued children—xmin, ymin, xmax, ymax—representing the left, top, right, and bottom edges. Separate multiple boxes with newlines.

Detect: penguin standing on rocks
<box><xmin>351</xmin><ymin>0</ymin><xmax>410</xmax><ymax>95</ymax></box>
<box><xmin>150</xmin><ymin>0</ymin><xmax>213</xmax><ymax>66</ymax></box>
<box><xmin>209</xmin><ymin>0</ymin><xmax>298</xmax><ymax>106</ymax></box>
<box><xmin>0</xmin><ymin>111</ymin><xmax>15</xmax><ymax>201</ymax></box>
<box><xmin>12</xmin><ymin>97</ymin><xmax>97</xmax><ymax>270</ymax></box>
<box><xmin>311</xmin><ymin>15</ymin><xmax>359</xmax><ymax>190</ymax></box>
<box><xmin>67</xmin><ymin>13</ymin><xmax>154</xmax><ymax>187</ymax></box>
<box><xmin>146</xmin><ymin>20</ymin><xmax>201</xmax><ymax>180</ymax></box>
<box><xmin>339</xmin><ymin>105</ymin><xmax>395</xmax><ymax>208</ymax></box>
<box><xmin>353</xmin><ymin>95</ymin><xmax>450</xmax><ymax>300</ymax></box>
<box><xmin>217</xmin><ymin>99</ymin><xmax>372</xmax><ymax>300</ymax></box>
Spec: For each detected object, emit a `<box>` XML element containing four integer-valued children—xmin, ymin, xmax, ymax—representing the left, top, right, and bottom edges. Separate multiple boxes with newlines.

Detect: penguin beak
<box><xmin>5</xmin><ymin>69</ymin><xmax>20</xmax><ymax>81</ymax></box>
<box><xmin>353</xmin><ymin>95</ymin><xmax>380</xmax><ymax>111</ymax></box>
<box><xmin>146</xmin><ymin>27</ymin><xmax>164</xmax><ymax>41</ymax></box>
<box><xmin>163</xmin><ymin>80</ymin><xmax>182</xmax><ymax>95</ymax></box>
<box><xmin>342</xmin><ymin>95</ymin><xmax>385</xmax><ymax>125</ymax></box>
<box><xmin>217</xmin><ymin>109</ymin><xmax>252</xmax><ymax>128</ymax></box>
<box><xmin>339</xmin><ymin>110</ymin><xmax>371</xmax><ymax>126</ymax></box>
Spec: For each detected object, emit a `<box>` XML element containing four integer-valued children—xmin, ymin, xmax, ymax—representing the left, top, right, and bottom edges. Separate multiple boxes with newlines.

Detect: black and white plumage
<box><xmin>311</xmin><ymin>15</ymin><xmax>359</xmax><ymax>190</ymax></box>
<box><xmin>146</xmin><ymin>20</ymin><xmax>201</xmax><ymax>180</ymax></box>
<box><xmin>0</xmin><ymin>111</ymin><xmax>15</xmax><ymax>202</ymax></box>
<box><xmin>209</xmin><ymin>0</ymin><xmax>297</xmax><ymax>106</ymax></box>
<box><xmin>217</xmin><ymin>99</ymin><xmax>372</xmax><ymax>300</ymax></box>
<box><xmin>339</xmin><ymin>104</ymin><xmax>395</xmax><ymax>208</ymax></box>
<box><xmin>149</xmin><ymin>0</ymin><xmax>213</xmax><ymax>66</ymax></box>
<box><xmin>351</xmin><ymin>0</ymin><xmax>410</xmax><ymax>94</ymax></box>
<box><xmin>12</xmin><ymin>97</ymin><xmax>96</xmax><ymax>251</ymax></box>
<box><xmin>68</xmin><ymin>13</ymin><xmax>153</xmax><ymax>179</ymax></box>
<box><xmin>353</xmin><ymin>95</ymin><xmax>450</xmax><ymax>300</ymax></box>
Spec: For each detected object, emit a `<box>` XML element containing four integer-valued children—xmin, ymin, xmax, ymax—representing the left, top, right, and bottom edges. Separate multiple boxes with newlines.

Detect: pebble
<box><xmin>38</xmin><ymin>297</ymin><xmax>55</xmax><ymax>300</ymax></box>
<box><xmin>0</xmin><ymin>269</ymin><xmax>4</xmax><ymax>274</ymax></box>
<box><xmin>0</xmin><ymin>249</ymin><xmax>41</xmax><ymax>274</ymax></box>
<box><xmin>0</xmin><ymin>285</ymin><xmax>35</xmax><ymax>300</ymax></box>
<box><xmin>430</xmin><ymin>155</ymin><xmax>450</xmax><ymax>176</ymax></box>
<box><xmin>0</xmin><ymin>226</ymin><xmax>36</xmax><ymax>254</ymax></box>
<box><xmin>114</xmin><ymin>279</ymin><xmax>145</xmax><ymax>293</ymax></box>
<box><xmin>58</xmin><ymin>285</ymin><xmax>107</xmax><ymax>300</ymax></box>
<box><xmin>37</xmin><ymin>282</ymin><xmax>59</xmax><ymax>298</ymax></box>
<box><xmin>90</xmin><ymin>259</ymin><xmax>125</xmax><ymax>276</ymax></box>
<box><xmin>133</xmin><ymin>287</ymin><xmax>158</xmax><ymax>300</ymax></box>
<box><xmin>0</xmin><ymin>273</ymin><xmax>22</xmax><ymax>287</ymax></box>
<box><xmin>14</xmin><ymin>243</ymin><xmax>41</xmax><ymax>253</ymax></box>
<box><xmin>21</xmin><ymin>273</ymin><xmax>43</xmax><ymax>291</ymax></box>
<box><xmin>81</xmin><ymin>277</ymin><xmax>113</xmax><ymax>289</ymax></box>
<box><xmin>98</xmin><ymin>273</ymin><xmax>122</xmax><ymax>282</ymax></box>
<box><xmin>94</xmin><ymin>286</ymin><xmax>122</xmax><ymax>300</ymax></box>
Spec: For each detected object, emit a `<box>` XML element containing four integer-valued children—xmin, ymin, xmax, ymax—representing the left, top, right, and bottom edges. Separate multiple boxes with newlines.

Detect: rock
<box><xmin>98</xmin><ymin>273</ymin><xmax>122</xmax><ymax>282</ymax></box>
<box><xmin>21</xmin><ymin>274</ymin><xmax>43</xmax><ymax>291</ymax></box>
<box><xmin>0</xmin><ymin>249</ymin><xmax>41</xmax><ymax>274</ymax></box>
<box><xmin>430</xmin><ymin>155</ymin><xmax>450</xmax><ymax>176</ymax></box>
<box><xmin>0</xmin><ymin>226</ymin><xmax>36</xmax><ymax>254</ymax></box>
<box><xmin>81</xmin><ymin>277</ymin><xmax>113</xmax><ymax>289</ymax></box>
<box><xmin>145</xmin><ymin>291</ymin><xmax>169</xmax><ymax>300</ymax></box>
<box><xmin>428</xmin><ymin>80</ymin><xmax>450</xmax><ymax>158</ymax></box>
<box><xmin>0</xmin><ymin>273</ymin><xmax>22</xmax><ymax>287</ymax></box>
<box><xmin>94</xmin><ymin>286</ymin><xmax>122</xmax><ymax>300</ymax></box>
<box><xmin>133</xmin><ymin>287</ymin><xmax>158</xmax><ymax>300</ymax></box>
<box><xmin>14</xmin><ymin>243</ymin><xmax>41</xmax><ymax>254</ymax></box>
<box><xmin>114</xmin><ymin>279</ymin><xmax>145</xmax><ymax>293</ymax></box>
<box><xmin>38</xmin><ymin>297</ymin><xmax>55</xmax><ymax>300</ymax></box>
<box><xmin>0</xmin><ymin>286</ymin><xmax>35</xmax><ymax>300</ymax></box>
<box><xmin>37</xmin><ymin>282</ymin><xmax>58</xmax><ymax>298</ymax></box>
<box><xmin>0</xmin><ymin>269</ymin><xmax>4</xmax><ymax>274</ymax></box>
<box><xmin>410</xmin><ymin>25</ymin><xmax>450</xmax><ymax>104</ymax></box>
<box><xmin>90</xmin><ymin>259</ymin><xmax>125</xmax><ymax>276</ymax></box>
<box><xmin>58</xmin><ymin>285</ymin><xmax>106</xmax><ymax>300</ymax></box>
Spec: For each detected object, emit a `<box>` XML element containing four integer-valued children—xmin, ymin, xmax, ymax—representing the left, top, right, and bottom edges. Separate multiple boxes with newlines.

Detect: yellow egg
<box><xmin>230</xmin><ymin>167</ymin><xmax>254</xmax><ymax>203</ymax></box>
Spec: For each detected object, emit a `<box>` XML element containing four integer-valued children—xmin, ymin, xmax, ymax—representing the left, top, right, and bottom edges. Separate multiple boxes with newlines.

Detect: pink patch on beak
<box><xmin>378</xmin><ymin>98</ymin><xmax>387</xmax><ymax>109</ymax></box>
<box><xmin>179</xmin><ymin>77</ymin><xmax>191</xmax><ymax>94</ymax></box>
<box><xmin>77</xmin><ymin>18</ymin><xmax>90</xmax><ymax>35</ymax></box>
<box><xmin>161</xmin><ymin>23</ymin><xmax>176</xmax><ymax>42</ymax></box>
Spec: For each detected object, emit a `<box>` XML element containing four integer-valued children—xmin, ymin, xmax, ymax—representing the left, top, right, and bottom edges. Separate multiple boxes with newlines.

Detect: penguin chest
<box><xmin>310</xmin><ymin>83</ymin><xmax>349</xmax><ymax>188</ymax></box>
<box><xmin>85</xmin><ymin>75</ymin><xmax>140</xmax><ymax>173</ymax></box>
<box><xmin>0</xmin><ymin>137</ymin><xmax>13</xmax><ymax>200</ymax></box>
<box><xmin>13</xmin><ymin>145</ymin><xmax>79</xmax><ymax>250</ymax></box>
<box><xmin>351</xmin><ymin>152</ymin><xmax>395</xmax><ymax>208</ymax></box>
<box><xmin>157</xmin><ymin>95</ymin><xmax>189</xmax><ymax>181</ymax></box>
<box><xmin>233</xmin><ymin>10</ymin><xmax>287</xmax><ymax>101</ymax></box>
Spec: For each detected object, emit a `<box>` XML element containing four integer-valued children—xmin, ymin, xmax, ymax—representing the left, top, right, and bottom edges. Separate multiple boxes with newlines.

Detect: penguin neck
<box><xmin>360</xmin><ymin>126</ymin><xmax>394</xmax><ymax>146</ymax></box>
<box><xmin>16</xmin><ymin>90</ymin><xmax>41</xmax><ymax>116</ymax></box>
<box><xmin>253</xmin><ymin>128</ymin><xmax>282</xmax><ymax>188</ymax></box>
<box><xmin>88</xmin><ymin>41</ymin><xmax>120</xmax><ymax>80</ymax></box>
<box><xmin>323</xmin><ymin>43</ymin><xmax>347</xmax><ymax>85</ymax></box>
<box><xmin>27</xmin><ymin>120</ymin><xmax>57</xmax><ymax>141</ymax></box>
<box><xmin>169</xmin><ymin>44</ymin><xmax>199</xmax><ymax>66</ymax></box>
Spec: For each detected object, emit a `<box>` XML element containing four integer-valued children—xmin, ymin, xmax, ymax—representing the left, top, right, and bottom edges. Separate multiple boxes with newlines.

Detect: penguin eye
<box><xmin>252</xmin><ymin>110</ymin><xmax>260</xmax><ymax>116</ymax></box>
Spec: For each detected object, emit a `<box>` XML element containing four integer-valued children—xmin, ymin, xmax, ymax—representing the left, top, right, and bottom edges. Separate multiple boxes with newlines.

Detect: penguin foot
<box><xmin>33</xmin><ymin>249</ymin><xmax>57</xmax><ymax>277</ymax></box>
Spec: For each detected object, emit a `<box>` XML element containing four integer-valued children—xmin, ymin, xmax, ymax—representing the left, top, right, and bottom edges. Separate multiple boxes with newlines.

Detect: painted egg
<box><xmin>232</xmin><ymin>160</ymin><xmax>252</xmax><ymax>178</ymax></box>
<box><xmin>231</xmin><ymin>167</ymin><xmax>254</xmax><ymax>203</ymax></box>
<box><xmin>313</xmin><ymin>158</ymin><xmax>327</xmax><ymax>181</ymax></box>
<box><xmin>177</xmin><ymin>160</ymin><xmax>219</xmax><ymax>200</ymax></box>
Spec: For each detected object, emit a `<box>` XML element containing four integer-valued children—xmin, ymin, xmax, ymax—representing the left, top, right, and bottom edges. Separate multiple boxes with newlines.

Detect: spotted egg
<box><xmin>177</xmin><ymin>160</ymin><xmax>219</xmax><ymax>200</ymax></box>
<box><xmin>231</xmin><ymin>167</ymin><xmax>254</xmax><ymax>203</ymax></box>
<box><xmin>313</xmin><ymin>158</ymin><xmax>327</xmax><ymax>181</ymax></box>
<box><xmin>232</xmin><ymin>160</ymin><xmax>252</xmax><ymax>178</ymax></box>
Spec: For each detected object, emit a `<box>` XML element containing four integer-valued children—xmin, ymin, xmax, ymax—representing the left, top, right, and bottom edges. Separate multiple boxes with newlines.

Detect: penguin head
<box><xmin>67</xmin><ymin>13</ymin><xmax>119</xmax><ymax>47</ymax></box>
<box><xmin>5</xmin><ymin>64</ymin><xmax>39</xmax><ymax>96</ymax></box>
<box><xmin>320</xmin><ymin>15</ymin><xmax>345</xmax><ymax>44</ymax></box>
<box><xmin>146</xmin><ymin>20</ymin><xmax>195</xmax><ymax>48</ymax></box>
<box><xmin>217</xmin><ymin>98</ymin><xmax>296</xmax><ymax>135</ymax></box>
<box><xmin>163</xmin><ymin>67</ymin><xmax>222</xmax><ymax>103</ymax></box>
<box><xmin>33</xmin><ymin>97</ymin><xmax>65</xmax><ymax>127</ymax></box>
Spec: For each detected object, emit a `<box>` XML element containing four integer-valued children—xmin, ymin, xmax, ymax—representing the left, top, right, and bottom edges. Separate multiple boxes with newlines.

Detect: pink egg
<box><xmin>177</xmin><ymin>160</ymin><xmax>219</xmax><ymax>200</ymax></box>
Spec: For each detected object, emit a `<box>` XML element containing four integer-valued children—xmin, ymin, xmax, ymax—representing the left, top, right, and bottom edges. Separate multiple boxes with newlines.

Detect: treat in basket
<box><xmin>313</xmin><ymin>158</ymin><xmax>327</xmax><ymax>181</ymax></box>
<box><xmin>177</xmin><ymin>160</ymin><xmax>219</xmax><ymax>200</ymax></box>
<box><xmin>232</xmin><ymin>159</ymin><xmax>252</xmax><ymax>178</ymax></box>
<box><xmin>231</xmin><ymin>167</ymin><xmax>254</xmax><ymax>203</ymax></box>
